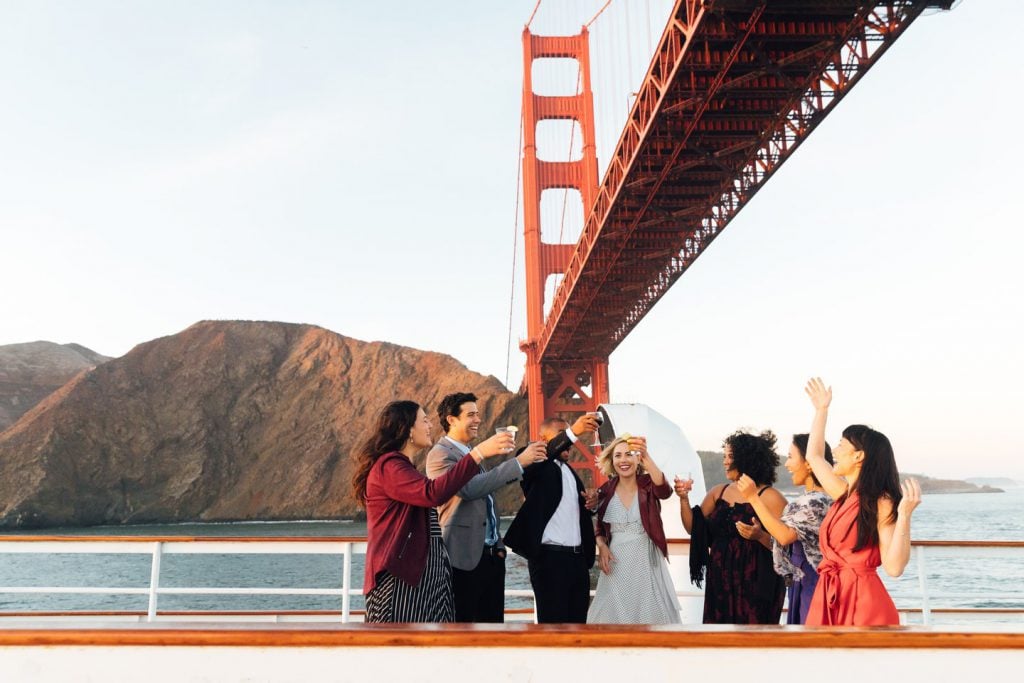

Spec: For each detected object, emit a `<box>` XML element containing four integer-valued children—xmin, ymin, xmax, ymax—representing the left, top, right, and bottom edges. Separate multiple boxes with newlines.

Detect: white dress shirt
<box><xmin>541</xmin><ymin>429</ymin><xmax>582</xmax><ymax>546</ymax></box>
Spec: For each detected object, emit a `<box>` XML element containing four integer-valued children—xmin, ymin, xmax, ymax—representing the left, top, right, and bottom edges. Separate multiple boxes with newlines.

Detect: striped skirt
<box><xmin>365</xmin><ymin>508</ymin><xmax>455</xmax><ymax>623</ymax></box>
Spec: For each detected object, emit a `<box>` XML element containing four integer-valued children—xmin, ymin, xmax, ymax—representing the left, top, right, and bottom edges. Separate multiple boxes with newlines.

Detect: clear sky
<box><xmin>1</xmin><ymin>1</ymin><xmax>1021</xmax><ymax>481</ymax></box>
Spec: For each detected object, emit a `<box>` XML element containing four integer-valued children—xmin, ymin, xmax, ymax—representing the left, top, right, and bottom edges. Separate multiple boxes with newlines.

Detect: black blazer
<box><xmin>502</xmin><ymin>430</ymin><xmax>595</xmax><ymax>567</ymax></box>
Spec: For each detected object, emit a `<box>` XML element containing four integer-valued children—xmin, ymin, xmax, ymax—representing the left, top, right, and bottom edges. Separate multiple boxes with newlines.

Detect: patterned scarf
<box><xmin>771</xmin><ymin>490</ymin><xmax>832</xmax><ymax>582</ymax></box>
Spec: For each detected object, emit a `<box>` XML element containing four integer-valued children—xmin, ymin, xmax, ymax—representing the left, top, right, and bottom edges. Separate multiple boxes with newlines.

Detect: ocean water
<box><xmin>1</xmin><ymin>490</ymin><xmax>1021</xmax><ymax>622</ymax></box>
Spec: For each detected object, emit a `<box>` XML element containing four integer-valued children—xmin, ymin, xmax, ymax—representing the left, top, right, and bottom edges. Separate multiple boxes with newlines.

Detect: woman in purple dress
<box><xmin>674</xmin><ymin>430</ymin><xmax>787</xmax><ymax>624</ymax></box>
<box><xmin>737</xmin><ymin>434</ymin><xmax>833</xmax><ymax>624</ymax></box>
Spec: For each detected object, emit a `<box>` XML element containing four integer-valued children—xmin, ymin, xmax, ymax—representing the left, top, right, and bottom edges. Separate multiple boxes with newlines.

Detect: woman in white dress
<box><xmin>588</xmin><ymin>435</ymin><xmax>681</xmax><ymax>624</ymax></box>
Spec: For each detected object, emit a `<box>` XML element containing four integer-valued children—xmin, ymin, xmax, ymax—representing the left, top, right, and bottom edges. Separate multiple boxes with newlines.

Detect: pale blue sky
<box><xmin>1</xmin><ymin>1</ymin><xmax>1021</xmax><ymax>480</ymax></box>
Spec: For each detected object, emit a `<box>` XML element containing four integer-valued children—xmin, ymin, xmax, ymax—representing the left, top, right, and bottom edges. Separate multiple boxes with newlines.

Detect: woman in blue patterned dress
<box><xmin>737</xmin><ymin>434</ymin><xmax>833</xmax><ymax>624</ymax></box>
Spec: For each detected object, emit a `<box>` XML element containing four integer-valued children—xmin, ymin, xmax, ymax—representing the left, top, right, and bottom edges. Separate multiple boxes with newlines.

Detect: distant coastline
<box><xmin>898</xmin><ymin>474</ymin><xmax>1003</xmax><ymax>495</ymax></box>
<box><xmin>696</xmin><ymin>451</ymin><xmax>1007</xmax><ymax>494</ymax></box>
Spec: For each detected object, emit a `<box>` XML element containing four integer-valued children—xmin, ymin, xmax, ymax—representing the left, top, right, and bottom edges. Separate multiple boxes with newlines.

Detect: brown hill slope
<box><xmin>0</xmin><ymin>321</ymin><xmax>528</xmax><ymax>528</ymax></box>
<box><xmin>0</xmin><ymin>341</ymin><xmax>111</xmax><ymax>432</ymax></box>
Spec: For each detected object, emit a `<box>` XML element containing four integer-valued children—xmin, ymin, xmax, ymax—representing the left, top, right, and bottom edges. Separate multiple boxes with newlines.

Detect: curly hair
<box><xmin>724</xmin><ymin>430</ymin><xmax>779</xmax><ymax>486</ymax></box>
<box><xmin>597</xmin><ymin>436</ymin><xmax>645</xmax><ymax>478</ymax></box>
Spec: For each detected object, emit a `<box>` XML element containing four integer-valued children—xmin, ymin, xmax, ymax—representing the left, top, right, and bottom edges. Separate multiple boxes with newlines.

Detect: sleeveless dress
<box><xmin>805</xmin><ymin>491</ymin><xmax>899</xmax><ymax>625</ymax></box>
<box><xmin>587</xmin><ymin>493</ymin><xmax>681</xmax><ymax>624</ymax></box>
<box><xmin>702</xmin><ymin>487</ymin><xmax>785</xmax><ymax>624</ymax></box>
<box><xmin>365</xmin><ymin>508</ymin><xmax>455</xmax><ymax>623</ymax></box>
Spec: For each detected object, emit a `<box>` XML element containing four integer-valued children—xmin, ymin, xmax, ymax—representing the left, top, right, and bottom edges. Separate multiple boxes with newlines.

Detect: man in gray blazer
<box><xmin>426</xmin><ymin>392</ymin><xmax>546</xmax><ymax>622</ymax></box>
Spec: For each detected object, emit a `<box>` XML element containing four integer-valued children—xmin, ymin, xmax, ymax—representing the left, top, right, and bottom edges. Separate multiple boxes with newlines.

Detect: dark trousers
<box><xmin>452</xmin><ymin>547</ymin><xmax>506</xmax><ymax>623</ymax></box>
<box><xmin>528</xmin><ymin>547</ymin><xmax>590</xmax><ymax>623</ymax></box>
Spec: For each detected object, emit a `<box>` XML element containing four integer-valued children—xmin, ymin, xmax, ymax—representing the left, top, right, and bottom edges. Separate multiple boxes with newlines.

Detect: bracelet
<box><xmin>471</xmin><ymin>447</ymin><xmax>483</xmax><ymax>462</ymax></box>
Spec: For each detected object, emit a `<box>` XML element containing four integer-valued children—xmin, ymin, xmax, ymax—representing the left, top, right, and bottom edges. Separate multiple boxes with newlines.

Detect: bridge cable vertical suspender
<box><xmin>504</xmin><ymin>111</ymin><xmax>524</xmax><ymax>390</ymax></box>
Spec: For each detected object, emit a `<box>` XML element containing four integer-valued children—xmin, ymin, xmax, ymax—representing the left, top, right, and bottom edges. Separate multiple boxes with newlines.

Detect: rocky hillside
<box><xmin>0</xmin><ymin>321</ymin><xmax>528</xmax><ymax>528</ymax></box>
<box><xmin>0</xmin><ymin>341</ymin><xmax>111</xmax><ymax>432</ymax></box>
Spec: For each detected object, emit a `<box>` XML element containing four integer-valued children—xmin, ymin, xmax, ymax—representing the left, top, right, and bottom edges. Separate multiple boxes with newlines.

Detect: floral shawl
<box><xmin>772</xmin><ymin>490</ymin><xmax>832</xmax><ymax>582</ymax></box>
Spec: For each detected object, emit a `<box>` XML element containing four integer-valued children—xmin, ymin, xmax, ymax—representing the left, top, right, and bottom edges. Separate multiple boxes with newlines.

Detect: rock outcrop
<box><xmin>0</xmin><ymin>321</ymin><xmax>529</xmax><ymax>528</ymax></box>
<box><xmin>0</xmin><ymin>341</ymin><xmax>110</xmax><ymax>432</ymax></box>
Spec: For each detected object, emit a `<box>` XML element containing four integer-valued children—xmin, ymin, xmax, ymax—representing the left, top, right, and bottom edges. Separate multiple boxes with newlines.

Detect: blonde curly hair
<box><xmin>597</xmin><ymin>436</ymin><xmax>645</xmax><ymax>478</ymax></box>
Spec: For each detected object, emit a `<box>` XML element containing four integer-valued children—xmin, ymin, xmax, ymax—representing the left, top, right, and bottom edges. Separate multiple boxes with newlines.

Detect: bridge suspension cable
<box><xmin>585</xmin><ymin>1</ymin><xmax>614</xmax><ymax>28</ymax></box>
<box><xmin>525</xmin><ymin>0</ymin><xmax>542</xmax><ymax>29</ymax></box>
<box><xmin>504</xmin><ymin>109</ymin><xmax>525</xmax><ymax>390</ymax></box>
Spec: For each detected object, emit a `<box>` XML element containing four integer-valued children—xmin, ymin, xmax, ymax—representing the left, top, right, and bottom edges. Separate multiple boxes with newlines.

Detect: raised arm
<box><xmin>674</xmin><ymin>477</ymin><xmax>718</xmax><ymax>534</ymax></box>
<box><xmin>386</xmin><ymin>432</ymin><xmax>513</xmax><ymax>506</ymax></box>
<box><xmin>381</xmin><ymin>451</ymin><xmax>482</xmax><ymax>507</ymax></box>
<box><xmin>426</xmin><ymin>444</ymin><xmax>525</xmax><ymax>501</ymax></box>
<box><xmin>804</xmin><ymin>377</ymin><xmax>848</xmax><ymax>500</ymax></box>
<box><xmin>635</xmin><ymin>439</ymin><xmax>671</xmax><ymax>498</ymax></box>
<box><xmin>736</xmin><ymin>475</ymin><xmax>796</xmax><ymax>545</ymax></box>
<box><xmin>878</xmin><ymin>478</ymin><xmax>920</xmax><ymax>577</ymax></box>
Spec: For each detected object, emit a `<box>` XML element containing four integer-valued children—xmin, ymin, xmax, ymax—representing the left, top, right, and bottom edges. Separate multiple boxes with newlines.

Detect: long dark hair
<box><xmin>351</xmin><ymin>400</ymin><xmax>420</xmax><ymax>508</ymax></box>
<box><xmin>842</xmin><ymin>424</ymin><xmax>902</xmax><ymax>552</ymax></box>
<box><xmin>724</xmin><ymin>430</ymin><xmax>779</xmax><ymax>486</ymax></box>
<box><xmin>792</xmin><ymin>433</ymin><xmax>833</xmax><ymax>487</ymax></box>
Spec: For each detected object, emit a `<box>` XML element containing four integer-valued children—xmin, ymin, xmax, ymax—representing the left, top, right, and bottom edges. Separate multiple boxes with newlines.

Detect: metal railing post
<box><xmin>916</xmin><ymin>545</ymin><xmax>930</xmax><ymax>625</ymax></box>
<box><xmin>342</xmin><ymin>542</ymin><xmax>352</xmax><ymax>623</ymax></box>
<box><xmin>147</xmin><ymin>541</ymin><xmax>163</xmax><ymax>622</ymax></box>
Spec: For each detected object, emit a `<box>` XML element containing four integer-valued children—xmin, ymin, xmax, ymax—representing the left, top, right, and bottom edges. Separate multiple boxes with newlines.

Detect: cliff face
<box><xmin>0</xmin><ymin>341</ymin><xmax>110</xmax><ymax>432</ymax></box>
<box><xmin>0</xmin><ymin>321</ymin><xmax>528</xmax><ymax>528</ymax></box>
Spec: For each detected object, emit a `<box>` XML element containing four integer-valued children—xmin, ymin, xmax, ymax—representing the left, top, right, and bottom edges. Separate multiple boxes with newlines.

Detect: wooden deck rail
<box><xmin>0</xmin><ymin>622</ymin><xmax>1021</xmax><ymax>649</ymax></box>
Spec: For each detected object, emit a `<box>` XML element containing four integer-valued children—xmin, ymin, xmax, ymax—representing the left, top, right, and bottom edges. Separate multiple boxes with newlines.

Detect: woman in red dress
<box><xmin>802</xmin><ymin>378</ymin><xmax>921</xmax><ymax>626</ymax></box>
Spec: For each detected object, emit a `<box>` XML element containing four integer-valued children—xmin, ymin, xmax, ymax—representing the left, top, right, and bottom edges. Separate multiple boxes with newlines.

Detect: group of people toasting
<box><xmin>351</xmin><ymin>377</ymin><xmax>921</xmax><ymax>627</ymax></box>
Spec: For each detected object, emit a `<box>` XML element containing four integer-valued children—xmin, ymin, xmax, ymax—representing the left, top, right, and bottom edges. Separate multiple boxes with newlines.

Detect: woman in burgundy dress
<box><xmin>801</xmin><ymin>378</ymin><xmax>921</xmax><ymax>625</ymax></box>
<box><xmin>674</xmin><ymin>430</ymin><xmax>787</xmax><ymax>624</ymax></box>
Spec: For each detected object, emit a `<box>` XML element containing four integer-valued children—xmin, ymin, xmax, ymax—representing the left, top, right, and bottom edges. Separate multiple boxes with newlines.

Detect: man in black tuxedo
<box><xmin>503</xmin><ymin>413</ymin><xmax>600</xmax><ymax>623</ymax></box>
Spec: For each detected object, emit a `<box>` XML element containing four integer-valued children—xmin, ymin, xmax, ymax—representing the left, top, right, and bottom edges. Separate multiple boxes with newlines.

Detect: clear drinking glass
<box><xmin>589</xmin><ymin>411</ymin><xmax>604</xmax><ymax>448</ymax></box>
<box><xmin>495</xmin><ymin>426</ymin><xmax>514</xmax><ymax>453</ymax></box>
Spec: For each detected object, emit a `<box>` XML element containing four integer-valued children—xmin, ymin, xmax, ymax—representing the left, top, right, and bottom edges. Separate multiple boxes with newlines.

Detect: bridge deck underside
<box><xmin>540</xmin><ymin>1</ymin><xmax>925</xmax><ymax>363</ymax></box>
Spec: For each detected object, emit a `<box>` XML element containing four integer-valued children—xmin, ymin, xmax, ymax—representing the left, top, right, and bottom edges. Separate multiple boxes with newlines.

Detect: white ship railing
<box><xmin>0</xmin><ymin>536</ymin><xmax>1020</xmax><ymax>624</ymax></box>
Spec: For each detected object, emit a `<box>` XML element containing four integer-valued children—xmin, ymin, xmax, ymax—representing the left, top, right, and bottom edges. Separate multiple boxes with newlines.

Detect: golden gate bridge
<box><xmin>511</xmin><ymin>0</ymin><xmax>956</xmax><ymax>482</ymax></box>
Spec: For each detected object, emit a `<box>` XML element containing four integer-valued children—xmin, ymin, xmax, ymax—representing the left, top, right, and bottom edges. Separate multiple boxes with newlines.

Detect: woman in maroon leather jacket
<box><xmin>587</xmin><ymin>436</ymin><xmax>681</xmax><ymax>624</ymax></box>
<box><xmin>351</xmin><ymin>400</ymin><xmax>512</xmax><ymax>623</ymax></box>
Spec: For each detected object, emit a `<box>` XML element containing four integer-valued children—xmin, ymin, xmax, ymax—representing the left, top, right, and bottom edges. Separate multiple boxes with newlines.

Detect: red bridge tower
<box><xmin>519</xmin><ymin>27</ymin><xmax>606</xmax><ymax>477</ymax></box>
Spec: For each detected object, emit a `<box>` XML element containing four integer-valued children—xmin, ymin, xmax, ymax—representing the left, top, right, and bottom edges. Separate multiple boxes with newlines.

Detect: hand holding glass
<box><xmin>495</xmin><ymin>427</ymin><xmax>516</xmax><ymax>453</ymax></box>
<box><xmin>589</xmin><ymin>412</ymin><xmax>604</xmax><ymax>448</ymax></box>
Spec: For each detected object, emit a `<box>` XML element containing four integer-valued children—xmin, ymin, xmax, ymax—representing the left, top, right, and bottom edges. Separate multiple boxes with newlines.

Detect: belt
<box><xmin>816</xmin><ymin>559</ymin><xmax>879</xmax><ymax>625</ymax></box>
<box><xmin>541</xmin><ymin>543</ymin><xmax>583</xmax><ymax>554</ymax></box>
<box><xmin>483</xmin><ymin>545</ymin><xmax>506</xmax><ymax>558</ymax></box>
